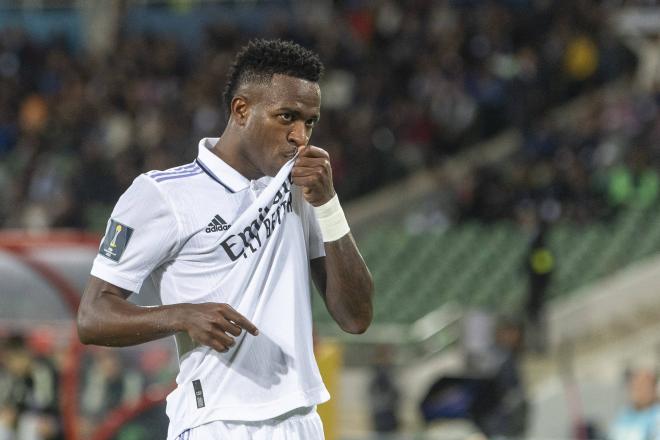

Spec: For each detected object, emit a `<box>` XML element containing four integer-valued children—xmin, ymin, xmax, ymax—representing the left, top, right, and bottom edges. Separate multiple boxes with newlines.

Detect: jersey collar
<box><xmin>196</xmin><ymin>138</ymin><xmax>250</xmax><ymax>193</ymax></box>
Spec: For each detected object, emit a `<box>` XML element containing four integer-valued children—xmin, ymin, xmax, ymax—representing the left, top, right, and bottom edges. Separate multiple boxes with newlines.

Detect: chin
<box><xmin>262</xmin><ymin>165</ymin><xmax>279</xmax><ymax>178</ymax></box>
<box><xmin>270</xmin><ymin>157</ymin><xmax>290</xmax><ymax>175</ymax></box>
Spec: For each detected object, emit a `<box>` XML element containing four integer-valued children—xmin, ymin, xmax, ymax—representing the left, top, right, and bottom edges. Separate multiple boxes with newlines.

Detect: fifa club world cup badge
<box><xmin>99</xmin><ymin>219</ymin><xmax>134</xmax><ymax>262</ymax></box>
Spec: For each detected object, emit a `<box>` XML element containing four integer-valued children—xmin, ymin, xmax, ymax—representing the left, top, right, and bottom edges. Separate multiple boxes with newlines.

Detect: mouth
<box><xmin>284</xmin><ymin>148</ymin><xmax>297</xmax><ymax>159</ymax></box>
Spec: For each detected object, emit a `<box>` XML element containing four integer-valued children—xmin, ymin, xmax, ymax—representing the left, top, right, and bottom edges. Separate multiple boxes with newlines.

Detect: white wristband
<box><xmin>314</xmin><ymin>194</ymin><xmax>350</xmax><ymax>242</ymax></box>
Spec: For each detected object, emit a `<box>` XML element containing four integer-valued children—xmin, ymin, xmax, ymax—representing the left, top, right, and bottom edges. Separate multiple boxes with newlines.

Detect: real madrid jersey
<box><xmin>90</xmin><ymin>138</ymin><xmax>330</xmax><ymax>440</ymax></box>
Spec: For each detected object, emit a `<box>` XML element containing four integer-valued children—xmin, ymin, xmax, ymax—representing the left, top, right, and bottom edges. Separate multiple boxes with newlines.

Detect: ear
<box><xmin>231</xmin><ymin>96</ymin><xmax>249</xmax><ymax>126</ymax></box>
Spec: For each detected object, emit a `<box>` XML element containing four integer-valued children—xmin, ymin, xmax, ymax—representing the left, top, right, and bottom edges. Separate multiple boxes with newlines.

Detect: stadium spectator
<box><xmin>472</xmin><ymin>317</ymin><xmax>528</xmax><ymax>438</ymax></box>
<box><xmin>421</xmin><ymin>315</ymin><xmax>527</xmax><ymax>437</ymax></box>
<box><xmin>525</xmin><ymin>221</ymin><xmax>555</xmax><ymax>353</ymax></box>
<box><xmin>0</xmin><ymin>334</ymin><xmax>61</xmax><ymax>440</ymax></box>
<box><xmin>610</xmin><ymin>366</ymin><xmax>660</xmax><ymax>440</ymax></box>
<box><xmin>0</xmin><ymin>0</ymin><xmax>635</xmax><ymax>231</ymax></box>
<box><xmin>368</xmin><ymin>345</ymin><xmax>401</xmax><ymax>434</ymax></box>
<box><xmin>456</xmin><ymin>84</ymin><xmax>659</xmax><ymax>226</ymax></box>
<box><xmin>80</xmin><ymin>349</ymin><xmax>143</xmax><ymax>422</ymax></box>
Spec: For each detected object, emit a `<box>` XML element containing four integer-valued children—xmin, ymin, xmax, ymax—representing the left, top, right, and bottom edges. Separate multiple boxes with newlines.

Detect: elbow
<box><xmin>341</xmin><ymin>319</ymin><xmax>371</xmax><ymax>335</ymax></box>
<box><xmin>339</xmin><ymin>308</ymin><xmax>373</xmax><ymax>335</ymax></box>
<box><xmin>341</xmin><ymin>280</ymin><xmax>374</xmax><ymax>335</ymax></box>
<box><xmin>340</xmin><ymin>319</ymin><xmax>371</xmax><ymax>335</ymax></box>
<box><xmin>331</xmin><ymin>274</ymin><xmax>374</xmax><ymax>334</ymax></box>
<box><xmin>76</xmin><ymin>307</ymin><xmax>96</xmax><ymax>345</ymax></box>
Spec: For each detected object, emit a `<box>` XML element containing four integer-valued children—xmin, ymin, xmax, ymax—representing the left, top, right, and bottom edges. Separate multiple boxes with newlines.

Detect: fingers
<box><xmin>191</xmin><ymin>322</ymin><xmax>236</xmax><ymax>353</ymax></box>
<box><xmin>294</xmin><ymin>153</ymin><xmax>330</xmax><ymax>168</ymax></box>
<box><xmin>185</xmin><ymin>303</ymin><xmax>260</xmax><ymax>353</ymax></box>
<box><xmin>218</xmin><ymin>319</ymin><xmax>243</xmax><ymax>337</ymax></box>
<box><xmin>210</xmin><ymin>331</ymin><xmax>236</xmax><ymax>353</ymax></box>
<box><xmin>293</xmin><ymin>146</ymin><xmax>331</xmax><ymax>183</ymax></box>
<box><xmin>292</xmin><ymin>175</ymin><xmax>326</xmax><ymax>188</ymax></box>
<box><xmin>291</xmin><ymin>161</ymin><xmax>331</xmax><ymax>178</ymax></box>
<box><xmin>219</xmin><ymin>304</ymin><xmax>259</xmax><ymax>336</ymax></box>
<box><xmin>297</xmin><ymin>145</ymin><xmax>329</xmax><ymax>159</ymax></box>
<box><xmin>292</xmin><ymin>150</ymin><xmax>332</xmax><ymax>195</ymax></box>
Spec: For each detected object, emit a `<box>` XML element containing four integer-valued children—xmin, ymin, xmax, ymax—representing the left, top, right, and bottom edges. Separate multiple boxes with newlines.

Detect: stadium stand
<box><xmin>0</xmin><ymin>0</ymin><xmax>635</xmax><ymax>231</ymax></box>
<box><xmin>2</xmin><ymin>1</ymin><xmax>659</xmax><ymax>439</ymax></box>
<box><xmin>328</xmin><ymin>200</ymin><xmax>660</xmax><ymax>325</ymax></box>
<box><xmin>315</xmin><ymin>77</ymin><xmax>660</xmax><ymax>328</ymax></box>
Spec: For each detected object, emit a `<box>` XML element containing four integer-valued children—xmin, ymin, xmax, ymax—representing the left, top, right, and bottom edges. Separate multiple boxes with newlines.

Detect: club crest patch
<box><xmin>99</xmin><ymin>219</ymin><xmax>134</xmax><ymax>262</ymax></box>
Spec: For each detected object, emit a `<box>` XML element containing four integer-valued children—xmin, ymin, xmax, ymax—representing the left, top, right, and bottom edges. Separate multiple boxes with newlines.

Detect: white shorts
<box><xmin>176</xmin><ymin>406</ymin><xmax>325</xmax><ymax>440</ymax></box>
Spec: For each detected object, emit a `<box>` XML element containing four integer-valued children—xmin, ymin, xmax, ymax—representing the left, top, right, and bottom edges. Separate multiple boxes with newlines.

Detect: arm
<box><xmin>77</xmin><ymin>276</ymin><xmax>258</xmax><ymax>351</ymax></box>
<box><xmin>79</xmin><ymin>175</ymin><xmax>257</xmax><ymax>351</ymax></box>
<box><xmin>293</xmin><ymin>145</ymin><xmax>374</xmax><ymax>334</ymax></box>
<box><xmin>311</xmin><ymin>237</ymin><xmax>373</xmax><ymax>334</ymax></box>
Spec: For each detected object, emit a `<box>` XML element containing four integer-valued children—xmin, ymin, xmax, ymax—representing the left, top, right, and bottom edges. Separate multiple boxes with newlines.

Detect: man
<box><xmin>610</xmin><ymin>366</ymin><xmax>660</xmax><ymax>440</ymax></box>
<box><xmin>0</xmin><ymin>334</ymin><xmax>61</xmax><ymax>440</ymax></box>
<box><xmin>77</xmin><ymin>39</ymin><xmax>374</xmax><ymax>440</ymax></box>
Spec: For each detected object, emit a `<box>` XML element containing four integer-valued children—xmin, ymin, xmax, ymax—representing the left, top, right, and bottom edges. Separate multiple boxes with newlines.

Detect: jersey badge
<box><xmin>99</xmin><ymin>219</ymin><xmax>134</xmax><ymax>262</ymax></box>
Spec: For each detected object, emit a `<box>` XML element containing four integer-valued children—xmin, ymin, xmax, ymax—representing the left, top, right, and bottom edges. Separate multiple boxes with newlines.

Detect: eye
<box><xmin>278</xmin><ymin>113</ymin><xmax>293</xmax><ymax>122</ymax></box>
<box><xmin>305</xmin><ymin>119</ymin><xmax>318</xmax><ymax>128</ymax></box>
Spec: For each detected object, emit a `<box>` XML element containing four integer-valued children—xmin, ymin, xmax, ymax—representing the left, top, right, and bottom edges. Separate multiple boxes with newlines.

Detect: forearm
<box><xmin>292</xmin><ymin>147</ymin><xmax>373</xmax><ymax>332</ymax></box>
<box><xmin>321</xmin><ymin>233</ymin><xmax>374</xmax><ymax>334</ymax></box>
<box><xmin>77</xmin><ymin>281</ymin><xmax>184</xmax><ymax>347</ymax></box>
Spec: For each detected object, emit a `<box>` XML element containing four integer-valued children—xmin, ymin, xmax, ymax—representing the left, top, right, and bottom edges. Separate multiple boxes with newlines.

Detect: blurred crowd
<box><xmin>0</xmin><ymin>2</ymin><xmax>658</xmax><ymax>439</ymax></box>
<box><xmin>0</xmin><ymin>0</ymin><xmax>636</xmax><ymax>231</ymax></box>
<box><xmin>452</xmin><ymin>86</ymin><xmax>660</xmax><ymax>226</ymax></box>
<box><xmin>0</xmin><ymin>331</ymin><xmax>174</xmax><ymax>440</ymax></box>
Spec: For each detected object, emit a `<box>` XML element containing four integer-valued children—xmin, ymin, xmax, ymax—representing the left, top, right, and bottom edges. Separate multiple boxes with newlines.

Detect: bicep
<box><xmin>78</xmin><ymin>276</ymin><xmax>132</xmax><ymax>340</ymax></box>
<box><xmin>80</xmin><ymin>276</ymin><xmax>131</xmax><ymax>310</ymax></box>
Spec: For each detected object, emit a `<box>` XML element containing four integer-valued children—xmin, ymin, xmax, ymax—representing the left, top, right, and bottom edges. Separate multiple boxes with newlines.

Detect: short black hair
<box><xmin>223</xmin><ymin>39</ymin><xmax>324</xmax><ymax>119</ymax></box>
<box><xmin>3</xmin><ymin>333</ymin><xmax>26</xmax><ymax>351</ymax></box>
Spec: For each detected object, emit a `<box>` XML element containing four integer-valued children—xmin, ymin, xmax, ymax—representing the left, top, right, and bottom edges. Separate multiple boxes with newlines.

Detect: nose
<box><xmin>287</xmin><ymin>121</ymin><xmax>308</xmax><ymax>147</ymax></box>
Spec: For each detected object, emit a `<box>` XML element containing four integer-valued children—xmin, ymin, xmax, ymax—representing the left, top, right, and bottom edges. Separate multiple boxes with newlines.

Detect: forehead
<box><xmin>252</xmin><ymin>74</ymin><xmax>321</xmax><ymax>111</ymax></box>
<box><xmin>632</xmin><ymin>370</ymin><xmax>657</xmax><ymax>383</ymax></box>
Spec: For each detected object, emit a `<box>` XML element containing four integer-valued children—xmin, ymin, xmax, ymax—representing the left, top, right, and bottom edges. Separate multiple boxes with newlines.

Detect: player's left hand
<box><xmin>292</xmin><ymin>145</ymin><xmax>335</xmax><ymax>207</ymax></box>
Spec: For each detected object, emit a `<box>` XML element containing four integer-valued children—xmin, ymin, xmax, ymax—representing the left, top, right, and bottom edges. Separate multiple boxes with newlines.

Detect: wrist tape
<box><xmin>314</xmin><ymin>194</ymin><xmax>350</xmax><ymax>242</ymax></box>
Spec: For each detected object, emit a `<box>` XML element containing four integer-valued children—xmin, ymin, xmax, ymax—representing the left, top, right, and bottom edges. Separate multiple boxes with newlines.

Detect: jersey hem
<box><xmin>167</xmin><ymin>385</ymin><xmax>330</xmax><ymax>440</ymax></box>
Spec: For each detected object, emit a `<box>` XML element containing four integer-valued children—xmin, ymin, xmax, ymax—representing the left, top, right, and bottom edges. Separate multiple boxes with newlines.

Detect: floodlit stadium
<box><xmin>1</xmin><ymin>1</ymin><xmax>660</xmax><ymax>439</ymax></box>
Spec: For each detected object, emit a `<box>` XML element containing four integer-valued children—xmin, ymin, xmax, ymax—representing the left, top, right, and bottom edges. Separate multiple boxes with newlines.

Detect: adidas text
<box><xmin>206</xmin><ymin>224</ymin><xmax>230</xmax><ymax>233</ymax></box>
<box><xmin>205</xmin><ymin>214</ymin><xmax>231</xmax><ymax>233</ymax></box>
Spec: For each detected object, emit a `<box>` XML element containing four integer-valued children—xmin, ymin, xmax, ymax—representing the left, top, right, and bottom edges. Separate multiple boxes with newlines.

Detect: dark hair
<box><xmin>222</xmin><ymin>39</ymin><xmax>324</xmax><ymax>119</ymax></box>
<box><xmin>3</xmin><ymin>333</ymin><xmax>26</xmax><ymax>351</ymax></box>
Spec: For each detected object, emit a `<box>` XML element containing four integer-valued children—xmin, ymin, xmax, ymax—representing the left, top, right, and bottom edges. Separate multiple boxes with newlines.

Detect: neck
<box><xmin>212</xmin><ymin>127</ymin><xmax>262</xmax><ymax>180</ymax></box>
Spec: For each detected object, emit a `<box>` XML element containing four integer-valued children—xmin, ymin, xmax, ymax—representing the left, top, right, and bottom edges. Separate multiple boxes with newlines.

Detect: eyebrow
<box><xmin>278</xmin><ymin>107</ymin><xmax>320</xmax><ymax>122</ymax></box>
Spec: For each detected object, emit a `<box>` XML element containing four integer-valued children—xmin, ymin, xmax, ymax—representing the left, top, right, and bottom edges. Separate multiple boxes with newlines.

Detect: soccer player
<box><xmin>77</xmin><ymin>39</ymin><xmax>374</xmax><ymax>440</ymax></box>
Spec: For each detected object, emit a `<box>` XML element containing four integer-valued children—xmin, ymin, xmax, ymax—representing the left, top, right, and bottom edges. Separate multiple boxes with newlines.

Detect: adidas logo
<box><xmin>205</xmin><ymin>214</ymin><xmax>231</xmax><ymax>233</ymax></box>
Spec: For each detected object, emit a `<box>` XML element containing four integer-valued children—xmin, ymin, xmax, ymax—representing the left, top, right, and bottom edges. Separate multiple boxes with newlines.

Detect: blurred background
<box><xmin>1</xmin><ymin>0</ymin><xmax>660</xmax><ymax>439</ymax></box>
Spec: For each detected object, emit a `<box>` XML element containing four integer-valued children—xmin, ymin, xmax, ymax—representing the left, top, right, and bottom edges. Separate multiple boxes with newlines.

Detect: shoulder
<box><xmin>143</xmin><ymin>161</ymin><xmax>204</xmax><ymax>186</ymax></box>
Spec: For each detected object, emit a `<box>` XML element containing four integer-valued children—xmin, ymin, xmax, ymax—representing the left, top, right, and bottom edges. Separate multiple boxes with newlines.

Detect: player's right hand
<box><xmin>178</xmin><ymin>303</ymin><xmax>259</xmax><ymax>353</ymax></box>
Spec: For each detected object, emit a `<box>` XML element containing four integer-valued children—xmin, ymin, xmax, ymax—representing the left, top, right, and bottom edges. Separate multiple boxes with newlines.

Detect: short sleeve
<box><xmin>90</xmin><ymin>174</ymin><xmax>180</xmax><ymax>293</ymax></box>
<box><xmin>305</xmin><ymin>201</ymin><xmax>325</xmax><ymax>260</ymax></box>
<box><xmin>653</xmin><ymin>408</ymin><xmax>660</xmax><ymax>440</ymax></box>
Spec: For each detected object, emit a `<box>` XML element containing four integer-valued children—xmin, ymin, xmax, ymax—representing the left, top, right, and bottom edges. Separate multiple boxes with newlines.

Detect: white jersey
<box><xmin>90</xmin><ymin>138</ymin><xmax>330</xmax><ymax>440</ymax></box>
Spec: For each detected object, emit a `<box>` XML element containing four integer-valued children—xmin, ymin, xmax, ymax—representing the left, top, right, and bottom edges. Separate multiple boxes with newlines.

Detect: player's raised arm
<box><xmin>77</xmin><ymin>276</ymin><xmax>258</xmax><ymax>350</ymax></box>
<box><xmin>292</xmin><ymin>145</ymin><xmax>374</xmax><ymax>334</ymax></box>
